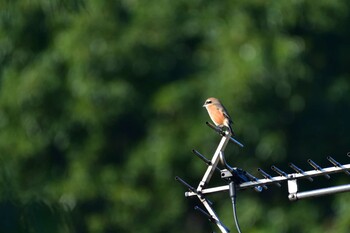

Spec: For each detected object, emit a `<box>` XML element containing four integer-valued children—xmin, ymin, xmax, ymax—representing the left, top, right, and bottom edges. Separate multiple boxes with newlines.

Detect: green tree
<box><xmin>1</xmin><ymin>0</ymin><xmax>350</xmax><ymax>233</ymax></box>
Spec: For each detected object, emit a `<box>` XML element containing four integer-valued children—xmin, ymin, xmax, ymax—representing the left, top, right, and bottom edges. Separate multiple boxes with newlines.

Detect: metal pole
<box><xmin>200</xmin><ymin>197</ymin><xmax>230</xmax><ymax>233</ymax></box>
<box><xmin>197</xmin><ymin>135</ymin><xmax>231</xmax><ymax>191</ymax></box>
<box><xmin>292</xmin><ymin>184</ymin><xmax>350</xmax><ymax>201</ymax></box>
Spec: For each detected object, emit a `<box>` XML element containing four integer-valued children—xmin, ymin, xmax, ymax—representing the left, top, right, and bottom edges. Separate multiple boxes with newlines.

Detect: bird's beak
<box><xmin>202</xmin><ymin>104</ymin><xmax>206</xmax><ymax>108</ymax></box>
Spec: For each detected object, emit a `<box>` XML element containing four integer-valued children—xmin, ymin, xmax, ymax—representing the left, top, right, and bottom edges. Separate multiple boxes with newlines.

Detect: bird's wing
<box><xmin>220</xmin><ymin>106</ymin><xmax>233</xmax><ymax>124</ymax></box>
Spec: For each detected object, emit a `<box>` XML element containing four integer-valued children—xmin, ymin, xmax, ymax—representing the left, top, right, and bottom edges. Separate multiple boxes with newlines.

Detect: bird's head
<box><xmin>203</xmin><ymin>97</ymin><xmax>219</xmax><ymax>107</ymax></box>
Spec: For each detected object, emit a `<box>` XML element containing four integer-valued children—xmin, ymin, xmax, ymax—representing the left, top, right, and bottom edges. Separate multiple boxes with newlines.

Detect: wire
<box><xmin>229</xmin><ymin>181</ymin><xmax>242</xmax><ymax>233</ymax></box>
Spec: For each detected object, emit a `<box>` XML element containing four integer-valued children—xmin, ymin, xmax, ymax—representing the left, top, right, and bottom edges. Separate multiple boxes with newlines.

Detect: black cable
<box><xmin>229</xmin><ymin>181</ymin><xmax>242</xmax><ymax>233</ymax></box>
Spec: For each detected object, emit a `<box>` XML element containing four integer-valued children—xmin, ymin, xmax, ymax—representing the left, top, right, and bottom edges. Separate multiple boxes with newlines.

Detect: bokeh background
<box><xmin>1</xmin><ymin>0</ymin><xmax>350</xmax><ymax>232</ymax></box>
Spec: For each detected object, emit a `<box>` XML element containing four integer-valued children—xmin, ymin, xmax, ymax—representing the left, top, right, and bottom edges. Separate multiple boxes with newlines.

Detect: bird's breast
<box><xmin>207</xmin><ymin>105</ymin><xmax>225</xmax><ymax>125</ymax></box>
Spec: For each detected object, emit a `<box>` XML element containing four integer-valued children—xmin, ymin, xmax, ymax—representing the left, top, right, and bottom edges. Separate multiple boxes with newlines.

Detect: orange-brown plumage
<box><xmin>203</xmin><ymin>97</ymin><xmax>234</xmax><ymax>135</ymax></box>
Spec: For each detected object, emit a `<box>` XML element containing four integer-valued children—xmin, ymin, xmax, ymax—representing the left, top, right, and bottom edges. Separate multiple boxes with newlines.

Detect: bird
<box><xmin>203</xmin><ymin>97</ymin><xmax>234</xmax><ymax>135</ymax></box>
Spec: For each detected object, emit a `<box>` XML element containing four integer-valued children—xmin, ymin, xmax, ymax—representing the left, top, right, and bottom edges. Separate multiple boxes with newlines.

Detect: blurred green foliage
<box><xmin>1</xmin><ymin>0</ymin><xmax>350</xmax><ymax>232</ymax></box>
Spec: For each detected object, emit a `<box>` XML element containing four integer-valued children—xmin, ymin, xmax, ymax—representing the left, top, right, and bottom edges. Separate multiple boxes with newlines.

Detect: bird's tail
<box><xmin>227</xmin><ymin>123</ymin><xmax>235</xmax><ymax>136</ymax></box>
<box><xmin>222</xmin><ymin>118</ymin><xmax>234</xmax><ymax>136</ymax></box>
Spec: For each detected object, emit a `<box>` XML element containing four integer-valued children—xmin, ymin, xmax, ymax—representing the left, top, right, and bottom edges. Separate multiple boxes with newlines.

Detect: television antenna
<box><xmin>176</xmin><ymin>122</ymin><xmax>350</xmax><ymax>233</ymax></box>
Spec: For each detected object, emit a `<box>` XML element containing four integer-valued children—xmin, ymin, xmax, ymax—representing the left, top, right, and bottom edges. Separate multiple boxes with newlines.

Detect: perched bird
<box><xmin>203</xmin><ymin>97</ymin><xmax>234</xmax><ymax>135</ymax></box>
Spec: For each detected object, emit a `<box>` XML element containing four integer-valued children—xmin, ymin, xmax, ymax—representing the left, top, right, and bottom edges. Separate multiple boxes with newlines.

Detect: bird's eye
<box><xmin>206</xmin><ymin>100</ymin><xmax>212</xmax><ymax>104</ymax></box>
